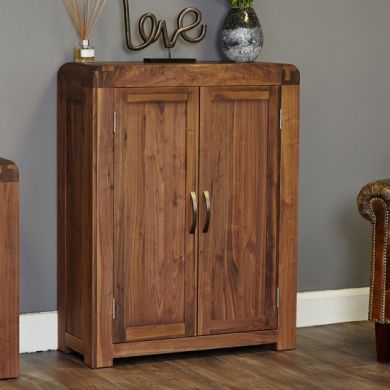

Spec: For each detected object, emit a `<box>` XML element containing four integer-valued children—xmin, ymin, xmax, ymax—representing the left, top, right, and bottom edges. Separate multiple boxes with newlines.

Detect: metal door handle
<box><xmin>190</xmin><ymin>192</ymin><xmax>198</xmax><ymax>234</ymax></box>
<box><xmin>203</xmin><ymin>191</ymin><xmax>211</xmax><ymax>233</ymax></box>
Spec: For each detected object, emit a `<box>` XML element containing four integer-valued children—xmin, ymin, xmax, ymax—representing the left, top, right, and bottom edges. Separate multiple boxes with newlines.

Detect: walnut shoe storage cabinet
<box><xmin>58</xmin><ymin>62</ymin><xmax>300</xmax><ymax>368</ymax></box>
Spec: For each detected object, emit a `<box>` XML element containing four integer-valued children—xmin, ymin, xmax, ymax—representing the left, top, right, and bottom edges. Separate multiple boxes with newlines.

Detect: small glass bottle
<box><xmin>74</xmin><ymin>40</ymin><xmax>95</xmax><ymax>63</ymax></box>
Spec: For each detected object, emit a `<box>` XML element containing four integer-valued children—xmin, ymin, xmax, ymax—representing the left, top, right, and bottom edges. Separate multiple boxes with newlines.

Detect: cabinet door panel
<box><xmin>113</xmin><ymin>87</ymin><xmax>198</xmax><ymax>343</ymax></box>
<box><xmin>198</xmin><ymin>86</ymin><xmax>280</xmax><ymax>335</ymax></box>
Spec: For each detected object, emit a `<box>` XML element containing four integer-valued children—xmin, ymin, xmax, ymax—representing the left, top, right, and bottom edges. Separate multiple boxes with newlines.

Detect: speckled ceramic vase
<box><xmin>221</xmin><ymin>7</ymin><xmax>263</xmax><ymax>63</ymax></box>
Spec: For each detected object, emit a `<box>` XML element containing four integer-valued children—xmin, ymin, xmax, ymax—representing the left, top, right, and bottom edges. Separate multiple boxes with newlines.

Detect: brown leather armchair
<box><xmin>358</xmin><ymin>180</ymin><xmax>390</xmax><ymax>363</ymax></box>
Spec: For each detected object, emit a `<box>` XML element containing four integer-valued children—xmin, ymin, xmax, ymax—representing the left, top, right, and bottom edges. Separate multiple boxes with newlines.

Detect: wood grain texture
<box><xmin>57</xmin><ymin>82</ymin><xmax>96</xmax><ymax>366</ymax></box>
<box><xmin>114</xmin><ymin>330</ymin><xmax>278</xmax><ymax>358</ymax></box>
<box><xmin>59</xmin><ymin>86</ymin><xmax>89</xmax><ymax>342</ymax></box>
<box><xmin>184</xmin><ymin>88</ymin><xmax>199</xmax><ymax>337</ymax></box>
<box><xmin>127</xmin><ymin>93</ymin><xmax>188</xmax><ymax>103</ymax></box>
<box><xmin>211</xmin><ymin>90</ymin><xmax>270</xmax><ymax>101</ymax></box>
<box><xmin>277</xmin><ymin>84</ymin><xmax>300</xmax><ymax>351</ymax></box>
<box><xmin>0</xmin><ymin>159</ymin><xmax>19</xmax><ymax>379</ymax></box>
<box><xmin>99</xmin><ymin>63</ymin><xmax>282</xmax><ymax>88</ymax></box>
<box><xmin>59</xmin><ymin>62</ymin><xmax>283</xmax><ymax>88</ymax></box>
<box><xmin>82</xmin><ymin>87</ymin><xmax>97</xmax><ymax>369</ymax></box>
<box><xmin>113</xmin><ymin>87</ymin><xmax>197</xmax><ymax>343</ymax></box>
<box><xmin>4</xmin><ymin>322</ymin><xmax>388</xmax><ymax>389</ymax></box>
<box><xmin>57</xmin><ymin>75</ymin><xmax>69</xmax><ymax>355</ymax></box>
<box><xmin>64</xmin><ymin>333</ymin><xmax>84</xmax><ymax>355</ymax></box>
<box><xmin>95</xmin><ymin>88</ymin><xmax>114</xmax><ymax>367</ymax></box>
<box><xmin>126</xmin><ymin>324</ymin><xmax>186</xmax><ymax>342</ymax></box>
<box><xmin>198</xmin><ymin>86</ymin><xmax>279</xmax><ymax>335</ymax></box>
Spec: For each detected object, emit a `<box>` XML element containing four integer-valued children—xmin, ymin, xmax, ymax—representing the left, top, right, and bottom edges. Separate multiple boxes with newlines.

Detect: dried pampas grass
<box><xmin>63</xmin><ymin>0</ymin><xmax>107</xmax><ymax>40</ymax></box>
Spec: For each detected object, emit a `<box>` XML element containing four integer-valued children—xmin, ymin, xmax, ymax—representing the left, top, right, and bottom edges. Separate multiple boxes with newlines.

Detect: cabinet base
<box><xmin>63</xmin><ymin>329</ymin><xmax>290</xmax><ymax>368</ymax></box>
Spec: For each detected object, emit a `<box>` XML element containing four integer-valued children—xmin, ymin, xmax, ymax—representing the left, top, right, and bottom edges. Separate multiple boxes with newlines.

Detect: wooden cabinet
<box><xmin>58</xmin><ymin>62</ymin><xmax>300</xmax><ymax>368</ymax></box>
<box><xmin>0</xmin><ymin>158</ymin><xmax>19</xmax><ymax>379</ymax></box>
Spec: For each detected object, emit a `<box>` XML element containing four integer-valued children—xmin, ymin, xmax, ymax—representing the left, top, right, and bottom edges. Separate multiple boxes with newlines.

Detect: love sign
<box><xmin>122</xmin><ymin>0</ymin><xmax>207</xmax><ymax>51</ymax></box>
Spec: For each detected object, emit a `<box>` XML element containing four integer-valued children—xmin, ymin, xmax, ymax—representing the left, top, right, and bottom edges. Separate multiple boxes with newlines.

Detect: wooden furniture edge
<box><xmin>57</xmin><ymin>76</ymin><xmax>70</xmax><ymax>355</ymax></box>
<box><xmin>282</xmin><ymin>64</ymin><xmax>300</xmax><ymax>85</ymax></box>
<box><xmin>112</xmin><ymin>330</ymin><xmax>278</xmax><ymax>358</ymax></box>
<box><xmin>58</xmin><ymin>62</ymin><xmax>300</xmax><ymax>86</ymax></box>
<box><xmin>0</xmin><ymin>158</ymin><xmax>19</xmax><ymax>182</ymax></box>
<box><xmin>58</xmin><ymin>62</ymin><xmax>286</xmax><ymax>88</ymax></box>
<box><xmin>84</xmin><ymin>86</ymin><xmax>98</xmax><ymax>368</ymax></box>
<box><xmin>0</xmin><ymin>168</ymin><xmax>19</xmax><ymax>379</ymax></box>
<box><xmin>95</xmin><ymin>88</ymin><xmax>115</xmax><ymax>368</ymax></box>
<box><xmin>277</xmin><ymin>84</ymin><xmax>300</xmax><ymax>350</ymax></box>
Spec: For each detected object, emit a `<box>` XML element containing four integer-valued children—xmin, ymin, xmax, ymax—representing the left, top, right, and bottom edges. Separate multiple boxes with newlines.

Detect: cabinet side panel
<box><xmin>58</xmin><ymin>78</ymin><xmax>68</xmax><ymax>353</ymax></box>
<box><xmin>66</xmin><ymin>95</ymin><xmax>93</xmax><ymax>339</ymax></box>
<box><xmin>0</xmin><ymin>181</ymin><xmax>19</xmax><ymax>379</ymax></box>
<box><xmin>277</xmin><ymin>84</ymin><xmax>299</xmax><ymax>350</ymax></box>
<box><xmin>58</xmin><ymin>86</ymin><xmax>94</xmax><ymax>353</ymax></box>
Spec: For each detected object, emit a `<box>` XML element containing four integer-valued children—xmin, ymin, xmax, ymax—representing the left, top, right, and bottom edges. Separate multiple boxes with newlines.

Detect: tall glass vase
<box><xmin>221</xmin><ymin>7</ymin><xmax>263</xmax><ymax>63</ymax></box>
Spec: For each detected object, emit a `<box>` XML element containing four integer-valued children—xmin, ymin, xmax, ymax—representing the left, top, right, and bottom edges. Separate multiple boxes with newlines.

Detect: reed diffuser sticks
<box><xmin>63</xmin><ymin>0</ymin><xmax>107</xmax><ymax>62</ymax></box>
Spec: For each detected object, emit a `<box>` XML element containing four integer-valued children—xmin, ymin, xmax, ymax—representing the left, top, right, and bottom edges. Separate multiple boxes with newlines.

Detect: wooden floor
<box><xmin>1</xmin><ymin>322</ymin><xmax>390</xmax><ymax>389</ymax></box>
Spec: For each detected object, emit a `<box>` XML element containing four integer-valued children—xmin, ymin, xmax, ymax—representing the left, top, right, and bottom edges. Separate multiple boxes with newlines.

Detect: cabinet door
<box><xmin>113</xmin><ymin>88</ymin><xmax>198</xmax><ymax>343</ymax></box>
<box><xmin>198</xmin><ymin>86</ymin><xmax>280</xmax><ymax>335</ymax></box>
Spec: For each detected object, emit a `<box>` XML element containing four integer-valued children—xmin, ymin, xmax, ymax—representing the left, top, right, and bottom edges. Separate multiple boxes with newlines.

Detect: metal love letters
<box><xmin>123</xmin><ymin>0</ymin><xmax>207</xmax><ymax>51</ymax></box>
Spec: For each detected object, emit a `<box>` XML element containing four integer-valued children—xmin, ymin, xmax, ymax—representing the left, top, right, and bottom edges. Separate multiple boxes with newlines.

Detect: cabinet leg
<box><xmin>83</xmin><ymin>355</ymin><xmax>114</xmax><ymax>369</ymax></box>
<box><xmin>276</xmin><ymin>328</ymin><xmax>296</xmax><ymax>351</ymax></box>
<box><xmin>375</xmin><ymin>323</ymin><xmax>390</xmax><ymax>363</ymax></box>
<box><xmin>84</xmin><ymin>353</ymin><xmax>114</xmax><ymax>368</ymax></box>
<box><xmin>58</xmin><ymin>334</ymin><xmax>72</xmax><ymax>354</ymax></box>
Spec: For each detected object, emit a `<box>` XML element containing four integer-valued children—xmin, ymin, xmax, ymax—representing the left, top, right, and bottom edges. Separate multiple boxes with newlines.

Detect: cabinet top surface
<box><xmin>59</xmin><ymin>62</ymin><xmax>300</xmax><ymax>88</ymax></box>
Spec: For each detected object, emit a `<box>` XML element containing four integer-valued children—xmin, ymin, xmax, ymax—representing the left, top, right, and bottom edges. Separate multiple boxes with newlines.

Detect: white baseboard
<box><xmin>20</xmin><ymin>311</ymin><xmax>58</xmax><ymax>353</ymax></box>
<box><xmin>20</xmin><ymin>288</ymin><xmax>370</xmax><ymax>353</ymax></box>
<box><xmin>297</xmin><ymin>287</ymin><xmax>369</xmax><ymax>327</ymax></box>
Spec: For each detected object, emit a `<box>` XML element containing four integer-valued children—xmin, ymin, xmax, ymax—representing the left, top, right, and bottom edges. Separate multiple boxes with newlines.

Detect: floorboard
<box><xmin>1</xmin><ymin>322</ymin><xmax>390</xmax><ymax>389</ymax></box>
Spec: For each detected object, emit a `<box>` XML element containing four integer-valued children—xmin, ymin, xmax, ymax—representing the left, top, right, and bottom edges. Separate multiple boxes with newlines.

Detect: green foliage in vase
<box><xmin>229</xmin><ymin>0</ymin><xmax>254</xmax><ymax>7</ymax></box>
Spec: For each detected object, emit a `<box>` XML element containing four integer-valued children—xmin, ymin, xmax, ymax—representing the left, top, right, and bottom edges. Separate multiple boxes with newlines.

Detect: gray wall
<box><xmin>0</xmin><ymin>0</ymin><xmax>387</xmax><ymax>313</ymax></box>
